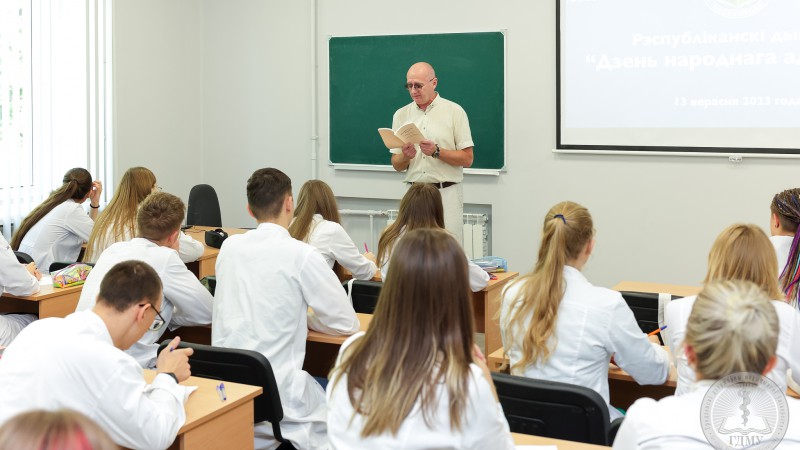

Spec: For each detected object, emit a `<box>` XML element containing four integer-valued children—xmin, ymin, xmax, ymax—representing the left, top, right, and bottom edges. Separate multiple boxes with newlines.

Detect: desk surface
<box><xmin>307</xmin><ymin>313</ymin><xmax>372</xmax><ymax>345</ymax></box>
<box><xmin>184</xmin><ymin>226</ymin><xmax>248</xmax><ymax>260</ymax></box>
<box><xmin>2</xmin><ymin>282</ymin><xmax>82</xmax><ymax>302</ymax></box>
<box><xmin>613</xmin><ymin>280</ymin><xmax>701</xmax><ymax>297</ymax></box>
<box><xmin>512</xmin><ymin>432</ymin><xmax>610</xmax><ymax>448</ymax></box>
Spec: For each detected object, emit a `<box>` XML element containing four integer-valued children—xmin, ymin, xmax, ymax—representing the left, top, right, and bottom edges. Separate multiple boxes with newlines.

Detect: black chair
<box><xmin>187</xmin><ymin>184</ymin><xmax>222</xmax><ymax>227</ymax></box>
<box><xmin>14</xmin><ymin>251</ymin><xmax>34</xmax><ymax>265</ymax></box>
<box><xmin>342</xmin><ymin>279</ymin><xmax>382</xmax><ymax>314</ymax></box>
<box><xmin>620</xmin><ymin>291</ymin><xmax>681</xmax><ymax>345</ymax></box>
<box><xmin>492</xmin><ymin>372</ymin><xmax>615</xmax><ymax>445</ymax></box>
<box><xmin>158</xmin><ymin>340</ymin><xmax>296</xmax><ymax>449</ymax></box>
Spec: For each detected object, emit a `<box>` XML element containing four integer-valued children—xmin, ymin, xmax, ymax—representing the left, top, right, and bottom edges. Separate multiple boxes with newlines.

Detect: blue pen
<box><xmin>647</xmin><ymin>325</ymin><xmax>668</xmax><ymax>336</ymax></box>
<box><xmin>217</xmin><ymin>383</ymin><xmax>227</xmax><ymax>401</ymax></box>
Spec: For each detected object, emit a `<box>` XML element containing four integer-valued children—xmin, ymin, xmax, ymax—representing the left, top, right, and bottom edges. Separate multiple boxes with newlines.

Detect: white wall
<box><xmin>114</xmin><ymin>0</ymin><xmax>800</xmax><ymax>287</ymax></box>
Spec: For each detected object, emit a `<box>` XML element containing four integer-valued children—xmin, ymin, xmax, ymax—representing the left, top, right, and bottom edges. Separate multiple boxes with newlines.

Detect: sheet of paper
<box><xmin>39</xmin><ymin>275</ymin><xmax>52</xmax><ymax>286</ymax></box>
<box><xmin>515</xmin><ymin>446</ymin><xmax>557</xmax><ymax>450</ymax></box>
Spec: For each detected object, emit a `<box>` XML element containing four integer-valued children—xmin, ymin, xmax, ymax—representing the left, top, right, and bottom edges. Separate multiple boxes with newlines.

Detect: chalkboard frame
<box><xmin>328</xmin><ymin>31</ymin><xmax>507</xmax><ymax>175</ymax></box>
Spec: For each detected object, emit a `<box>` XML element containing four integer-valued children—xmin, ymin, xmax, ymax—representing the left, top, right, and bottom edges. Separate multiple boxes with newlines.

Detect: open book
<box><xmin>378</xmin><ymin>123</ymin><xmax>425</xmax><ymax>149</ymax></box>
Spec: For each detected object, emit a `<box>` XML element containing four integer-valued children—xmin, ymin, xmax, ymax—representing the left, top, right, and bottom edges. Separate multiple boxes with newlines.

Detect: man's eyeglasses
<box><xmin>404</xmin><ymin>78</ymin><xmax>435</xmax><ymax>91</ymax></box>
<box><xmin>140</xmin><ymin>303</ymin><xmax>167</xmax><ymax>332</ymax></box>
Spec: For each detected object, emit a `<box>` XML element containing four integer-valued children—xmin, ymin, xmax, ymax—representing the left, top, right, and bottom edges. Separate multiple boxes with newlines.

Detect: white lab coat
<box><xmin>76</xmin><ymin>238</ymin><xmax>213</xmax><ymax>367</ymax></box>
<box><xmin>664</xmin><ymin>295</ymin><xmax>800</xmax><ymax>396</ymax></box>
<box><xmin>0</xmin><ymin>234</ymin><xmax>39</xmax><ymax>345</ymax></box>
<box><xmin>17</xmin><ymin>199</ymin><xmax>95</xmax><ymax>272</ymax></box>
<box><xmin>613</xmin><ymin>380</ymin><xmax>800</xmax><ymax>449</ymax></box>
<box><xmin>212</xmin><ymin>222</ymin><xmax>360</xmax><ymax>450</ymax></box>
<box><xmin>0</xmin><ymin>310</ymin><xmax>189</xmax><ymax>450</ymax></box>
<box><xmin>501</xmin><ymin>266</ymin><xmax>670</xmax><ymax>420</ymax></box>
<box><xmin>772</xmin><ymin>235</ymin><xmax>794</xmax><ymax>275</ymax></box>
<box><xmin>85</xmin><ymin>225</ymin><xmax>204</xmax><ymax>264</ymax></box>
<box><xmin>380</xmin><ymin>229</ymin><xmax>489</xmax><ymax>292</ymax></box>
<box><xmin>305</xmin><ymin>214</ymin><xmax>377</xmax><ymax>280</ymax></box>
<box><xmin>327</xmin><ymin>332</ymin><xmax>515</xmax><ymax>450</ymax></box>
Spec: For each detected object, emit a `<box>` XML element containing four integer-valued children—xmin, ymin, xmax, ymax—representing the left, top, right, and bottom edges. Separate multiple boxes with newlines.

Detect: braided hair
<box><xmin>770</xmin><ymin>188</ymin><xmax>800</xmax><ymax>308</ymax></box>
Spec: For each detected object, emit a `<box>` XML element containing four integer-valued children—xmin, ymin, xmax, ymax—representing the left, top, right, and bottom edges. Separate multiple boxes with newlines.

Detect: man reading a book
<box><xmin>389</xmin><ymin>62</ymin><xmax>474</xmax><ymax>244</ymax></box>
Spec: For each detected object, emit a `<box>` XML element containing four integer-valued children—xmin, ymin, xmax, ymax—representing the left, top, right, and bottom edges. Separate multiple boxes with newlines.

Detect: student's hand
<box><xmin>156</xmin><ymin>336</ymin><xmax>193</xmax><ymax>382</ymax></box>
<box><xmin>25</xmin><ymin>262</ymin><xmax>42</xmax><ymax>281</ymax></box>
<box><xmin>89</xmin><ymin>181</ymin><xmax>103</xmax><ymax>206</ymax></box>
<box><xmin>648</xmin><ymin>334</ymin><xmax>661</xmax><ymax>344</ymax></box>
<box><xmin>401</xmin><ymin>142</ymin><xmax>417</xmax><ymax>159</ymax></box>
<box><xmin>472</xmin><ymin>344</ymin><xmax>499</xmax><ymax>402</ymax></box>
<box><xmin>418</xmin><ymin>140</ymin><xmax>436</xmax><ymax>156</ymax></box>
<box><xmin>364</xmin><ymin>251</ymin><xmax>376</xmax><ymax>263</ymax></box>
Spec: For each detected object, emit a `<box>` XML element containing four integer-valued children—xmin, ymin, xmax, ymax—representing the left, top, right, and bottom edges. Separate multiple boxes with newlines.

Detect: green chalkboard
<box><xmin>329</xmin><ymin>32</ymin><xmax>505</xmax><ymax>170</ymax></box>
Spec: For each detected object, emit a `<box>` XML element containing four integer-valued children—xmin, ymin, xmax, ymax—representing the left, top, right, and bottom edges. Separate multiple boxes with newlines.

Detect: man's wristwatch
<box><xmin>161</xmin><ymin>372</ymin><xmax>179</xmax><ymax>383</ymax></box>
<box><xmin>432</xmin><ymin>144</ymin><xmax>440</xmax><ymax>159</ymax></box>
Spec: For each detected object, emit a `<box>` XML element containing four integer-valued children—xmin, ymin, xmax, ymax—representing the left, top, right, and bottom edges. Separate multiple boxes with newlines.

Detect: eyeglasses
<box><xmin>140</xmin><ymin>303</ymin><xmax>167</xmax><ymax>332</ymax></box>
<box><xmin>404</xmin><ymin>78</ymin><xmax>435</xmax><ymax>91</ymax></box>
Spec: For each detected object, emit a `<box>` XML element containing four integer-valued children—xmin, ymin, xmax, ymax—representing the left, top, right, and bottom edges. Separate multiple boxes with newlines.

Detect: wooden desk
<box><xmin>0</xmin><ymin>283</ymin><xmax>82</xmax><ymax>318</ymax></box>
<box><xmin>183</xmin><ymin>226</ymin><xmax>248</xmax><ymax>279</ymax></box>
<box><xmin>303</xmin><ymin>313</ymin><xmax>372</xmax><ymax>377</ymax></box>
<box><xmin>143</xmin><ymin>370</ymin><xmax>262</xmax><ymax>450</ymax></box>
<box><xmin>613</xmin><ymin>280</ymin><xmax>701</xmax><ymax>297</ymax></box>
<box><xmin>512</xmin><ymin>432</ymin><xmax>610</xmax><ymax>448</ymax></box>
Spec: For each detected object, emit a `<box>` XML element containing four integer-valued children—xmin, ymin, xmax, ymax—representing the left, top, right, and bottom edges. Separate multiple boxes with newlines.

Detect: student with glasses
<box><xmin>0</xmin><ymin>260</ymin><xmax>195</xmax><ymax>450</ymax></box>
<box><xmin>389</xmin><ymin>62</ymin><xmax>475</xmax><ymax>244</ymax></box>
<box><xmin>75</xmin><ymin>192</ymin><xmax>213</xmax><ymax>368</ymax></box>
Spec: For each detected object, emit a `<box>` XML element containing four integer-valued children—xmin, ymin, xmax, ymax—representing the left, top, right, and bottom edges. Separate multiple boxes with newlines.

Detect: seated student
<box><xmin>377</xmin><ymin>183</ymin><xmax>489</xmax><ymax>291</ymax></box>
<box><xmin>213</xmin><ymin>168</ymin><xmax>360</xmax><ymax>450</ymax></box>
<box><xmin>0</xmin><ymin>234</ymin><xmax>40</xmax><ymax>345</ymax></box>
<box><xmin>288</xmin><ymin>180</ymin><xmax>377</xmax><ymax>280</ymax></box>
<box><xmin>12</xmin><ymin>168</ymin><xmax>102</xmax><ymax>272</ymax></box>
<box><xmin>0</xmin><ymin>261</ymin><xmax>195</xmax><ymax>450</ymax></box>
<box><xmin>500</xmin><ymin>201</ymin><xmax>669</xmax><ymax>421</ymax></box>
<box><xmin>75</xmin><ymin>192</ymin><xmax>213</xmax><ymax>368</ymax></box>
<box><xmin>770</xmin><ymin>188</ymin><xmax>800</xmax><ymax>308</ymax></box>
<box><xmin>0</xmin><ymin>409</ymin><xmax>118</xmax><ymax>450</ymax></box>
<box><xmin>328</xmin><ymin>229</ymin><xmax>515</xmax><ymax>449</ymax></box>
<box><xmin>664</xmin><ymin>223</ymin><xmax>800</xmax><ymax>395</ymax></box>
<box><xmin>614</xmin><ymin>280</ymin><xmax>800</xmax><ymax>449</ymax></box>
<box><xmin>83</xmin><ymin>167</ymin><xmax>204</xmax><ymax>264</ymax></box>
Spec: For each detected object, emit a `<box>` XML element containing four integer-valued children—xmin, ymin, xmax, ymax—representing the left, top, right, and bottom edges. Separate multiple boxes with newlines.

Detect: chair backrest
<box><xmin>342</xmin><ymin>279</ymin><xmax>382</xmax><ymax>314</ymax></box>
<box><xmin>187</xmin><ymin>184</ymin><xmax>222</xmax><ymax>227</ymax></box>
<box><xmin>620</xmin><ymin>291</ymin><xmax>681</xmax><ymax>345</ymax></box>
<box><xmin>157</xmin><ymin>340</ymin><xmax>287</xmax><ymax>443</ymax></box>
<box><xmin>492</xmin><ymin>372</ymin><xmax>611</xmax><ymax>445</ymax></box>
<box><xmin>14</xmin><ymin>251</ymin><xmax>34</xmax><ymax>265</ymax></box>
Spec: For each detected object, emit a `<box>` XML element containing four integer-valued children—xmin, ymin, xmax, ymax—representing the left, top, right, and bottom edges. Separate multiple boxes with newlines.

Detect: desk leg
<box><xmin>172</xmin><ymin>400</ymin><xmax>255</xmax><ymax>450</ymax></box>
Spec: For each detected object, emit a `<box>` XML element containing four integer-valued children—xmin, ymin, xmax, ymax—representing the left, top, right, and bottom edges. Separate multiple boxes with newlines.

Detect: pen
<box><xmin>364</xmin><ymin>242</ymin><xmax>369</xmax><ymax>253</ymax></box>
<box><xmin>647</xmin><ymin>325</ymin><xmax>667</xmax><ymax>336</ymax></box>
<box><xmin>217</xmin><ymin>383</ymin><xmax>227</xmax><ymax>401</ymax></box>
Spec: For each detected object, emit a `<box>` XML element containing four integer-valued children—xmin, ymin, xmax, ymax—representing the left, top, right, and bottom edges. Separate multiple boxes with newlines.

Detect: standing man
<box><xmin>390</xmin><ymin>62</ymin><xmax>474</xmax><ymax>243</ymax></box>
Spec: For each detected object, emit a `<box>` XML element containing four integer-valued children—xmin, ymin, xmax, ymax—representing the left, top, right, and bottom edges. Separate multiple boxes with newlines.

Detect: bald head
<box><xmin>407</xmin><ymin>62</ymin><xmax>436</xmax><ymax>80</ymax></box>
<box><xmin>406</xmin><ymin>62</ymin><xmax>438</xmax><ymax>108</ymax></box>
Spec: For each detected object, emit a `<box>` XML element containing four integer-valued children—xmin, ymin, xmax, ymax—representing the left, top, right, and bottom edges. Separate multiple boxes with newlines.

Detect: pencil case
<box><xmin>52</xmin><ymin>263</ymin><xmax>92</xmax><ymax>288</ymax></box>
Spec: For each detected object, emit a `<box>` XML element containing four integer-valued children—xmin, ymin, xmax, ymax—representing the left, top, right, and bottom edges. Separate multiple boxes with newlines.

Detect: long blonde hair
<box><xmin>11</xmin><ymin>168</ymin><xmax>93</xmax><ymax>250</ymax></box>
<box><xmin>503</xmin><ymin>201</ymin><xmax>594</xmax><ymax>371</ymax></box>
<box><xmin>686</xmin><ymin>280</ymin><xmax>777</xmax><ymax>379</ymax></box>
<box><xmin>376</xmin><ymin>184</ymin><xmax>444</xmax><ymax>267</ymax></box>
<box><xmin>84</xmin><ymin>167</ymin><xmax>156</xmax><ymax>262</ymax></box>
<box><xmin>704</xmin><ymin>223</ymin><xmax>782</xmax><ymax>300</ymax></box>
<box><xmin>332</xmin><ymin>229</ymin><xmax>474</xmax><ymax>436</ymax></box>
<box><xmin>288</xmin><ymin>180</ymin><xmax>346</xmax><ymax>278</ymax></box>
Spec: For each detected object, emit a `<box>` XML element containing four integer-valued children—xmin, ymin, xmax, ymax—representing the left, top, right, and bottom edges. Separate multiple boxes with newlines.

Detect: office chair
<box><xmin>187</xmin><ymin>184</ymin><xmax>222</xmax><ymax>227</ymax></box>
<box><xmin>620</xmin><ymin>291</ymin><xmax>681</xmax><ymax>345</ymax></box>
<box><xmin>342</xmin><ymin>279</ymin><xmax>382</xmax><ymax>314</ymax></box>
<box><xmin>492</xmin><ymin>372</ymin><xmax>618</xmax><ymax>445</ymax></box>
<box><xmin>158</xmin><ymin>340</ymin><xmax>296</xmax><ymax>449</ymax></box>
<box><xmin>14</xmin><ymin>251</ymin><xmax>34</xmax><ymax>265</ymax></box>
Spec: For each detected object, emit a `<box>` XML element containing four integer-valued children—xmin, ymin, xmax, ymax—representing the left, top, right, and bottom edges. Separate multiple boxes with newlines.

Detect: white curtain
<box><xmin>0</xmin><ymin>0</ymin><xmax>112</xmax><ymax>241</ymax></box>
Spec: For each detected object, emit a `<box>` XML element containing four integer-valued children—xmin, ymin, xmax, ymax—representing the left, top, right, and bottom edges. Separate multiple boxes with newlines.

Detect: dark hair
<box><xmin>247</xmin><ymin>168</ymin><xmax>292</xmax><ymax>220</ymax></box>
<box><xmin>771</xmin><ymin>188</ymin><xmax>800</xmax><ymax>306</ymax></box>
<box><xmin>136</xmin><ymin>192</ymin><xmax>185</xmax><ymax>242</ymax></box>
<box><xmin>11</xmin><ymin>168</ymin><xmax>93</xmax><ymax>250</ymax></box>
<box><xmin>97</xmin><ymin>261</ymin><xmax>162</xmax><ymax>313</ymax></box>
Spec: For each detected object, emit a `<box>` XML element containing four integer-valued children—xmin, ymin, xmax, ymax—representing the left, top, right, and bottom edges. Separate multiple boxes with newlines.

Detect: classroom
<box><xmin>1</xmin><ymin>0</ymin><xmax>800</xmax><ymax>449</ymax></box>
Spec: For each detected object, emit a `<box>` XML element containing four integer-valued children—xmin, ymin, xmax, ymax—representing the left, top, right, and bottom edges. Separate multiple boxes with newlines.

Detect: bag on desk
<box><xmin>205</xmin><ymin>229</ymin><xmax>228</xmax><ymax>249</ymax></box>
<box><xmin>52</xmin><ymin>263</ymin><xmax>92</xmax><ymax>288</ymax></box>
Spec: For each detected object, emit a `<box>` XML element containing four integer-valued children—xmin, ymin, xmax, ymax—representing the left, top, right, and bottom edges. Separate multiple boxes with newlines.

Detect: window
<box><xmin>0</xmin><ymin>0</ymin><xmax>113</xmax><ymax>239</ymax></box>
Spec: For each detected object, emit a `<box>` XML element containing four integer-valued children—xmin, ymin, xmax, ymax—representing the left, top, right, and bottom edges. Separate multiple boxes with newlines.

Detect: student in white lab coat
<box><xmin>328</xmin><ymin>229</ymin><xmax>514</xmax><ymax>450</ymax></box>
<box><xmin>0</xmin><ymin>260</ymin><xmax>195</xmax><ymax>450</ymax></box>
<box><xmin>75</xmin><ymin>192</ymin><xmax>213</xmax><ymax>368</ymax></box>
<box><xmin>83</xmin><ymin>167</ymin><xmax>204</xmax><ymax>264</ymax></box>
<box><xmin>500</xmin><ymin>201</ymin><xmax>670</xmax><ymax>421</ymax></box>
<box><xmin>12</xmin><ymin>168</ymin><xmax>102</xmax><ymax>272</ymax></box>
<box><xmin>664</xmin><ymin>223</ymin><xmax>800</xmax><ymax>396</ymax></box>
<box><xmin>0</xmin><ymin>234</ymin><xmax>40</xmax><ymax>345</ymax></box>
<box><xmin>614</xmin><ymin>280</ymin><xmax>800</xmax><ymax>449</ymax></box>
<box><xmin>288</xmin><ymin>180</ymin><xmax>377</xmax><ymax>280</ymax></box>
<box><xmin>377</xmin><ymin>183</ymin><xmax>489</xmax><ymax>291</ymax></box>
<box><xmin>770</xmin><ymin>188</ymin><xmax>800</xmax><ymax>308</ymax></box>
<box><xmin>212</xmin><ymin>168</ymin><xmax>360</xmax><ymax>450</ymax></box>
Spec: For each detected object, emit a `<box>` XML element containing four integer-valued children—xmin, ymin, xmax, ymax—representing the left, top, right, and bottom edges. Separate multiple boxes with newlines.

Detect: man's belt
<box><xmin>408</xmin><ymin>181</ymin><xmax>458</xmax><ymax>189</ymax></box>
